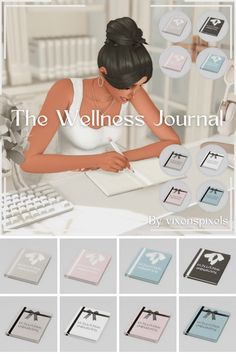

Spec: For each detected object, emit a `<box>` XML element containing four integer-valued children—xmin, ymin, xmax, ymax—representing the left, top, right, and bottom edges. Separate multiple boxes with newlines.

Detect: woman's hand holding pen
<box><xmin>96</xmin><ymin>151</ymin><xmax>130</xmax><ymax>173</ymax></box>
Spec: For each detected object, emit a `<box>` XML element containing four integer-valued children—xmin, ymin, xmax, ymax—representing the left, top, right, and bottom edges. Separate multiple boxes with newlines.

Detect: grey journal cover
<box><xmin>4</xmin><ymin>248</ymin><xmax>51</xmax><ymax>285</ymax></box>
<box><xmin>162</xmin><ymin>17</ymin><xmax>187</xmax><ymax>36</ymax></box>
<box><xmin>6</xmin><ymin>307</ymin><xmax>52</xmax><ymax>343</ymax></box>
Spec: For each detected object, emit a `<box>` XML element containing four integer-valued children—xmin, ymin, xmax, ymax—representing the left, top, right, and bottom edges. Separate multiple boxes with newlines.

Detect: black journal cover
<box><xmin>183</xmin><ymin>248</ymin><xmax>230</xmax><ymax>285</ymax></box>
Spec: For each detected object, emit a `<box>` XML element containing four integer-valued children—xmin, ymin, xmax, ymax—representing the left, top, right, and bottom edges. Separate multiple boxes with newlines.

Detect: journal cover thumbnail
<box><xmin>6</xmin><ymin>307</ymin><xmax>52</xmax><ymax>343</ymax></box>
<box><xmin>4</xmin><ymin>248</ymin><xmax>51</xmax><ymax>285</ymax></box>
<box><xmin>162</xmin><ymin>52</ymin><xmax>187</xmax><ymax>72</ymax></box>
<box><xmin>200</xmin><ymin>187</ymin><xmax>224</xmax><ymax>206</ymax></box>
<box><xmin>200</xmin><ymin>151</ymin><xmax>224</xmax><ymax>170</ymax></box>
<box><xmin>163</xmin><ymin>151</ymin><xmax>188</xmax><ymax>171</ymax></box>
<box><xmin>65</xmin><ymin>249</ymin><xmax>111</xmax><ymax>285</ymax></box>
<box><xmin>199</xmin><ymin>17</ymin><xmax>224</xmax><ymax>37</ymax></box>
<box><xmin>65</xmin><ymin>306</ymin><xmax>110</xmax><ymax>341</ymax></box>
<box><xmin>162</xmin><ymin>17</ymin><xmax>187</xmax><ymax>36</ymax></box>
<box><xmin>184</xmin><ymin>306</ymin><xmax>230</xmax><ymax>342</ymax></box>
<box><xmin>163</xmin><ymin>187</ymin><xmax>188</xmax><ymax>206</ymax></box>
<box><xmin>200</xmin><ymin>54</ymin><xmax>225</xmax><ymax>73</ymax></box>
<box><xmin>125</xmin><ymin>306</ymin><xmax>170</xmax><ymax>342</ymax></box>
<box><xmin>183</xmin><ymin>248</ymin><xmax>230</xmax><ymax>285</ymax></box>
<box><xmin>125</xmin><ymin>247</ymin><xmax>172</xmax><ymax>284</ymax></box>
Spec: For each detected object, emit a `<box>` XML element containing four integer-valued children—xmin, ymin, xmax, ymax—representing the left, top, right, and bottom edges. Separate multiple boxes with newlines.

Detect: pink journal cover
<box><xmin>65</xmin><ymin>249</ymin><xmax>111</xmax><ymax>284</ymax></box>
<box><xmin>125</xmin><ymin>306</ymin><xmax>170</xmax><ymax>342</ymax></box>
<box><xmin>163</xmin><ymin>52</ymin><xmax>187</xmax><ymax>72</ymax></box>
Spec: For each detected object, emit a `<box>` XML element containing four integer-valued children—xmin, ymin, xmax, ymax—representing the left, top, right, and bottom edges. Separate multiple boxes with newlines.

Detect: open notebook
<box><xmin>85</xmin><ymin>157</ymin><xmax>175</xmax><ymax>196</ymax></box>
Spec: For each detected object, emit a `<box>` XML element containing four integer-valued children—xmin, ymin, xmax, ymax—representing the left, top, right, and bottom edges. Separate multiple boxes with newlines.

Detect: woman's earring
<box><xmin>98</xmin><ymin>75</ymin><xmax>104</xmax><ymax>87</ymax></box>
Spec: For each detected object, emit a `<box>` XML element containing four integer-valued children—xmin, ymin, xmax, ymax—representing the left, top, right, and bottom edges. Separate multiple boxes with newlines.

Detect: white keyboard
<box><xmin>2</xmin><ymin>183</ymin><xmax>74</xmax><ymax>230</ymax></box>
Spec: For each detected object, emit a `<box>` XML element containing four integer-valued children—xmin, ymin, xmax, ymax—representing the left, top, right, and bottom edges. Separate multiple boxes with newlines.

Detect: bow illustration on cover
<box><xmin>173</xmin><ymin>153</ymin><xmax>184</xmax><ymax>159</ymax></box>
<box><xmin>144</xmin><ymin>310</ymin><xmax>160</xmax><ymax>321</ymax></box>
<box><xmin>85</xmin><ymin>253</ymin><xmax>105</xmax><ymax>266</ymax></box>
<box><xmin>25</xmin><ymin>310</ymin><xmax>41</xmax><ymax>321</ymax></box>
<box><xmin>84</xmin><ymin>310</ymin><xmax>99</xmax><ymax>321</ymax></box>
<box><xmin>173</xmin><ymin>188</ymin><xmax>182</xmax><ymax>194</ymax></box>
<box><xmin>145</xmin><ymin>252</ymin><xmax>166</xmax><ymax>265</ymax></box>
<box><xmin>209</xmin><ymin>152</ymin><xmax>219</xmax><ymax>159</ymax></box>
<box><xmin>203</xmin><ymin>309</ymin><xmax>218</xmax><ymax>320</ymax></box>
<box><xmin>209</xmin><ymin>188</ymin><xmax>221</xmax><ymax>194</ymax></box>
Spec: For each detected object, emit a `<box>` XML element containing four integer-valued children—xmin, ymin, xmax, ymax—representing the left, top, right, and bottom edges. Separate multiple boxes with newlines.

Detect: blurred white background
<box><xmin>2</xmin><ymin>0</ymin><xmax>234</xmax><ymax>150</ymax></box>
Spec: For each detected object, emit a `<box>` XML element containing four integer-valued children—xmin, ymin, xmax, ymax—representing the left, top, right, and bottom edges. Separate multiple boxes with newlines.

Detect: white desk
<box><xmin>4</xmin><ymin>135</ymin><xmax>234</xmax><ymax>236</ymax></box>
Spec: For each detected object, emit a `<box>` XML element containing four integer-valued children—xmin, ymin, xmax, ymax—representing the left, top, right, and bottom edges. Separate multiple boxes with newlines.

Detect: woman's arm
<box><xmin>124</xmin><ymin>86</ymin><xmax>180</xmax><ymax>161</ymax></box>
<box><xmin>21</xmin><ymin>79</ymin><xmax>129</xmax><ymax>173</ymax></box>
<box><xmin>21</xmin><ymin>79</ymin><xmax>97</xmax><ymax>173</ymax></box>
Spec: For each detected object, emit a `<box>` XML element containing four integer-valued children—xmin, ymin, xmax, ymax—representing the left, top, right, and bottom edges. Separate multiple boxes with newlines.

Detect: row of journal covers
<box><xmin>5</xmin><ymin>304</ymin><xmax>230</xmax><ymax>344</ymax></box>
<box><xmin>3</xmin><ymin>247</ymin><xmax>230</xmax><ymax>286</ymax></box>
<box><xmin>4</xmin><ymin>247</ymin><xmax>230</xmax><ymax>286</ymax></box>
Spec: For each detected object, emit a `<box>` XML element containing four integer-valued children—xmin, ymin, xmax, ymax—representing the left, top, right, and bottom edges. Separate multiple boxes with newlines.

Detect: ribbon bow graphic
<box><xmin>209</xmin><ymin>188</ymin><xmax>218</xmax><ymax>194</ymax></box>
<box><xmin>25</xmin><ymin>252</ymin><xmax>45</xmax><ymax>265</ymax></box>
<box><xmin>210</xmin><ymin>151</ymin><xmax>219</xmax><ymax>159</ymax></box>
<box><xmin>25</xmin><ymin>310</ymin><xmax>41</xmax><ymax>321</ymax></box>
<box><xmin>203</xmin><ymin>310</ymin><xmax>218</xmax><ymax>320</ymax></box>
<box><xmin>204</xmin><ymin>252</ymin><xmax>224</xmax><ymax>266</ymax></box>
<box><xmin>173</xmin><ymin>19</ymin><xmax>184</xmax><ymax>26</ymax></box>
<box><xmin>210</xmin><ymin>19</ymin><xmax>221</xmax><ymax>26</ymax></box>
<box><xmin>211</xmin><ymin>56</ymin><xmax>222</xmax><ymax>63</ymax></box>
<box><xmin>144</xmin><ymin>310</ymin><xmax>159</xmax><ymax>321</ymax></box>
<box><xmin>145</xmin><ymin>252</ymin><xmax>166</xmax><ymax>265</ymax></box>
<box><xmin>174</xmin><ymin>54</ymin><xmax>184</xmax><ymax>62</ymax></box>
<box><xmin>84</xmin><ymin>310</ymin><xmax>99</xmax><ymax>321</ymax></box>
<box><xmin>174</xmin><ymin>188</ymin><xmax>182</xmax><ymax>194</ymax></box>
<box><xmin>85</xmin><ymin>253</ymin><xmax>105</xmax><ymax>266</ymax></box>
<box><xmin>173</xmin><ymin>153</ymin><xmax>182</xmax><ymax>159</ymax></box>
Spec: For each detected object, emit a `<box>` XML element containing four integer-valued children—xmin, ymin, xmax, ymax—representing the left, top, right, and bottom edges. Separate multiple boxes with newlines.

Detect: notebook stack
<box><xmin>29</xmin><ymin>35</ymin><xmax>97</xmax><ymax>81</ymax></box>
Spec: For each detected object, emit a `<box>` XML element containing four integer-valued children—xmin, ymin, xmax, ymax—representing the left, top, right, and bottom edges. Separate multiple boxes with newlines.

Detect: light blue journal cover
<box><xmin>125</xmin><ymin>248</ymin><xmax>172</xmax><ymax>284</ymax></box>
<box><xmin>184</xmin><ymin>306</ymin><xmax>230</xmax><ymax>342</ymax></box>
<box><xmin>200</xmin><ymin>187</ymin><xmax>224</xmax><ymax>206</ymax></box>
<box><xmin>200</xmin><ymin>54</ymin><xmax>225</xmax><ymax>73</ymax></box>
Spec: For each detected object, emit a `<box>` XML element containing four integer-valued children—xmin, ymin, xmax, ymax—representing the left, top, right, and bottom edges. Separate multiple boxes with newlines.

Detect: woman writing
<box><xmin>21</xmin><ymin>17</ymin><xmax>180</xmax><ymax>174</ymax></box>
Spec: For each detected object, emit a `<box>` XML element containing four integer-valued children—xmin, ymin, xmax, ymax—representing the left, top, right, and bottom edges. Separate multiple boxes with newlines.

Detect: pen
<box><xmin>108</xmin><ymin>139</ymin><xmax>152</xmax><ymax>186</ymax></box>
<box><xmin>109</xmin><ymin>139</ymin><xmax>135</xmax><ymax>173</ymax></box>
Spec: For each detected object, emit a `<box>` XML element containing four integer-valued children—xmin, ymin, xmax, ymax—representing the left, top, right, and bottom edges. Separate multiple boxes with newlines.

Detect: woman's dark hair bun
<box><xmin>105</xmin><ymin>17</ymin><xmax>147</xmax><ymax>47</ymax></box>
<box><xmin>98</xmin><ymin>17</ymin><xmax>152</xmax><ymax>89</ymax></box>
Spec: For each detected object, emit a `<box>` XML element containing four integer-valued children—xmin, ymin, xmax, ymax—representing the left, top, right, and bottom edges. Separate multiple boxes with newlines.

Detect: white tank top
<box><xmin>57</xmin><ymin>78</ymin><xmax>128</xmax><ymax>155</ymax></box>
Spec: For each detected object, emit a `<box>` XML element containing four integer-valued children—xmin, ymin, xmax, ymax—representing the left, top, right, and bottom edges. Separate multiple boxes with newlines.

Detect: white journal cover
<box><xmin>65</xmin><ymin>306</ymin><xmax>110</xmax><ymax>341</ymax></box>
